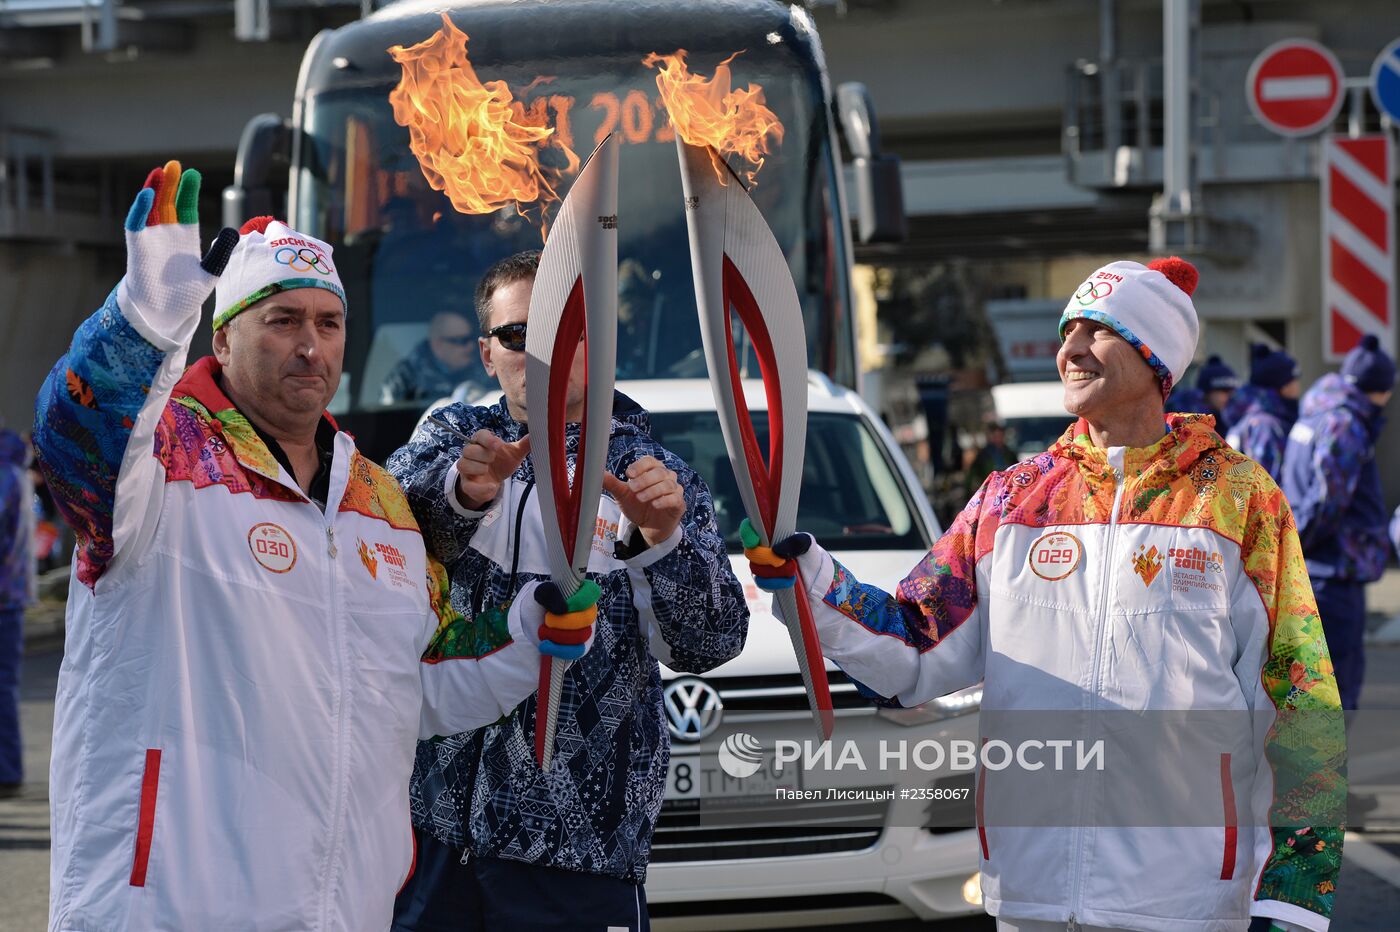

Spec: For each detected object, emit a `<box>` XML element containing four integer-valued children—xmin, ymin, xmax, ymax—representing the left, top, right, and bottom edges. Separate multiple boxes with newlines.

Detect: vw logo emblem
<box><xmin>663</xmin><ymin>677</ymin><xmax>724</xmax><ymax>742</ymax></box>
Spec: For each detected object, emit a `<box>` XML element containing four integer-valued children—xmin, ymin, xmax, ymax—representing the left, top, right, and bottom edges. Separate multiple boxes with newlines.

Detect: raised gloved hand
<box><xmin>116</xmin><ymin>161</ymin><xmax>239</xmax><ymax>335</ymax></box>
<box><xmin>512</xmin><ymin>579</ymin><xmax>601</xmax><ymax>661</ymax></box>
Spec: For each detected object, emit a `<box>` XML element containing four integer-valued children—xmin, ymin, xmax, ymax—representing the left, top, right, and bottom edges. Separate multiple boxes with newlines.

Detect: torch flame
<box><xmin>389</xmin><ymin>13</ymin><xmax>579</xmax><ymax>234</ymax></box>
<box><xmin>644</xmin><ymin>49</ymin><xmax>784</xmax><ymax>186</ymax></box>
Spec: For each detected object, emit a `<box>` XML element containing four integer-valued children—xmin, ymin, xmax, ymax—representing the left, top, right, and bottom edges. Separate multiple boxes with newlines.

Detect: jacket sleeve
<box><xmin>32</xmin><ymin>285</ymin><xmax>199</xmax><ymax>589</ymax></box>
<box><xmin>626</xmin><ymin>454</ymin><xmax>748</xmax><ymax>674</ymax></box>
<box><xmin>1234</xmin><ymin>414</ymin><xmax>1287</xmax><ymax>481</ymax></box>
<box><xmin>386</xmin><ymin>407</ymin><xmax>488</xmax><ymax>565</ymax></box>
<box><xmin>1254</xmin><ymin>418</ymin><xmax>1288</xmax><ymax>481</ymax></box>
<box><xmin>1289</xmin><ymin>412</ymin><xmax>1367</xmax><ymax>551</ymax></box>
<box><xmin>1239</xmin><ymin>487</ymin><xmax>1345</xmax><ymax>931</ymax></box>
<box><xmin>796</xmin><ymin>475</ymin><xmax>994</xmax><ymax>707</ymax></box>
<box><xmin>417</xmin><ymin>556</ymin><xmax>541</xmax><ymax>739</ymax></box>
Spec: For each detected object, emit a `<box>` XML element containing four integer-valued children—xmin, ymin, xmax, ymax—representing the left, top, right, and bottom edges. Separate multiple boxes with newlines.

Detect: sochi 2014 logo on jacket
<box><xmin>1131</xmin><ymin>544</ymin><xmax>1165</xmax><ymax>587</ymax></box>
<box><xmin>357</xmin><ymin>537</ymin><xmax>415</xmax><ymax>590</ymax></box>
<box><xmin>1169</xmin><ymin>546</ymin><xmax>1225</xmax><ymax>594</ymax></box>
<box><xmin>1028</xmin><ymin>531</ymin><xmax>1083</xmax><ymax>581</ymax></box>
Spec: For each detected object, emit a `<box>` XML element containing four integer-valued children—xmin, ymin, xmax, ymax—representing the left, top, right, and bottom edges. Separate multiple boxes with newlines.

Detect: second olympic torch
<box><xmin>525</xmin><ymin>134</ymin><xmax>619</xmax><ymax>769</ymax></box>
<box><xmin>675</xmin><ymin>137</ymin><xmax>835</xmax><ymax>743</ymax></box>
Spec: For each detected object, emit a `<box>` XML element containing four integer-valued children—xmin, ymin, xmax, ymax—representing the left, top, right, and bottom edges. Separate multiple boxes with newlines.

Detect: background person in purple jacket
<box><xmin>1226</xmin><ymin>343</ymin><xmax>1301</xmax><ymax>481</ymax></box>
<box><xmin>1282</xmin><ymin>335</ymin><xmax>1395</xmax><ymax>712</ymax></box>
<box><xmin>0</xmin><ymin>425</ymin><xmax>36</xmax><ymax>797</ymax></box>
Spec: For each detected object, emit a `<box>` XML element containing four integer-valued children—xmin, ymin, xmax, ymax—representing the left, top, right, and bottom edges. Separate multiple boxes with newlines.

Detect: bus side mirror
<box><xmin>222</xmin><ymin>113</ymin><xmax>291</xmax><ymax>228</ymax></box>
<box><xmin>836</xmin><ymin>82</ymin><xmax>906</xmax><ymax>245</ymax></box>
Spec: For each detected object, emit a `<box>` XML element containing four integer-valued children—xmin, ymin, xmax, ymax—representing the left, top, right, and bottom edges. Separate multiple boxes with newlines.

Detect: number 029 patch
<box><xmin>248</xmin><ymin>522</ymin><xmax>297</xmax><ymax>574</ymax></box>
<box><xmin>1027</xmin><ymin>531</ymin><xmax>1083</xmax><ymax>581</ymax></box>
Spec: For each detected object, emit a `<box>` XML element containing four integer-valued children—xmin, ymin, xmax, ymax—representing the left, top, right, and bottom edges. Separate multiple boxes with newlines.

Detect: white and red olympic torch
<box><xmin>675</xmin><ymin>137</ymin><xmax>835</xmax><ymax>743</ymax></box>
<box><xmin>525</xmin><ymin>134</ymin><xmax>619</xmax><ymax>769</ymax></box>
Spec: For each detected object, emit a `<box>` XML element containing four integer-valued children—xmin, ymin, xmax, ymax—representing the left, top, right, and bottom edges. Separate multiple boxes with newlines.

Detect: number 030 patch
<box><xmin>1028</xmin><ymin>531</ymin><xmax>1083</xmax><ymax>581</ymax></box>
<box><xmin>248</xmin><ymin>523</ymin><xmax>297</xmax><ymax>574</ymax></box>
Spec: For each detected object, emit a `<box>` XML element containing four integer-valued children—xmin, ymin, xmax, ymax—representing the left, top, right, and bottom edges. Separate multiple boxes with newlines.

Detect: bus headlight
<box><xmin>877</xmin><ymin>685</ymin><xmax>982</xmax><ymax>726</ymax></box>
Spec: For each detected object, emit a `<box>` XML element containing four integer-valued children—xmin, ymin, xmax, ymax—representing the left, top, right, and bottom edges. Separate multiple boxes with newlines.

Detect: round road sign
<box><xmin>1246</xmin><ymin>38</ymin><xmax>1346</xmax><ymax>137</ymax></box>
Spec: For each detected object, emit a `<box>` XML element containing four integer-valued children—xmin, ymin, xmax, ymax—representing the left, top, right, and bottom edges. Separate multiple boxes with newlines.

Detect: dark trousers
<box><xmin>0</xmin><ymin>608</ymin><xmax>22</xmax><ymax>784</ymax></box>
<box><xmin>392</xmin><ymin>827</ymin><xmax>650</xmax><ymax>932</ymax></box>
<box><xmin>1314</xmin><ymin>577</ymin><xmax>1366</xmax><ymax>711</ymax></box>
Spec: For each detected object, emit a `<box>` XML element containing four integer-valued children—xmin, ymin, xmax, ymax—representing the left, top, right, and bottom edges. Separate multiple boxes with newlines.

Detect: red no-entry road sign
<box><xmin>1247</xmin><ymin>39</ymin><xmax>1346</xmax><ymax>137</ymax></box>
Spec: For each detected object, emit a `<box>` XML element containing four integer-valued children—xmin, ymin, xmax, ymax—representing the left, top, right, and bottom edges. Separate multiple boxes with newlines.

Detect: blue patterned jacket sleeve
<box><xmin>1236</xmin><ymin>411</ymin><xmax>1288</xmax><ymax>480</ymax></box>
<box><xmin>626</xmin><ymin>449</ymin><xmax>748</xmax><ymax>674</ymax></box>
<box><xmin>1288</xmin><ymin>410</ymin><xmax>1368</xmax><ymax>552</ymax></box>
<box><xmin>32</xmin><ymin>288</ymin><xmax>177</xmax><ymax>589</ymax></box>
<box><xmin>385</xmin><ymin>404</ymin><xmax>489</xmax><ymax>566</ymax></box>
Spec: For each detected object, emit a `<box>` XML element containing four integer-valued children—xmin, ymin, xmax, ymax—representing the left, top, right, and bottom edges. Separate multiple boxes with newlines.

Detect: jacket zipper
<box><xmin>1068</xmin><ymin>450</ymin><xmax>1127</xmax><ymax>929</ymax></box>
<box><xmin>317</xmin><ymin>471</ymin><xmax>350</xmax><ymax>929</ymax></box>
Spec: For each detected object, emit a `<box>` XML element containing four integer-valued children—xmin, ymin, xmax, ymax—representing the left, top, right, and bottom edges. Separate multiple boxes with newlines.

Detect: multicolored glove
<box><xmin>740</xmin><ymin>518</ymin><xmax>816</xmax><ymax>591</ymax></box>
<box><xmin>116</xmin><ymin>161</ymin><xmax>239</xmax><ymax>335</ymax></box>
<box><xmin>530</xmin><ymin>579</ymin><xmax>601</xmax><ymax>661</ymax></box>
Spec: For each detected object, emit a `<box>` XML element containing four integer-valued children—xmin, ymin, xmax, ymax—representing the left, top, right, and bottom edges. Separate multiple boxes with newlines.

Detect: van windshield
<box><xmin>1004</xmin><ymin>415</ymin><xmax>1072</xmax><ymax>459</ymax></box>
<box><xmin>646</xmin><ymin>410</ymin><xmax>928</xmax><ymax>554</ymax></box>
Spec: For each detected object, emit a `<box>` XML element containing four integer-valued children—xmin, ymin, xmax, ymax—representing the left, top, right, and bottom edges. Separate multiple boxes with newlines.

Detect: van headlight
<box><xmin>962</xmin><ymin>871</ymin><xmax>983</xmax><ymax>906</ymax></box>
<box><xmin>877</xmin><ymin>685</ymin><xmax>982</xmax><ymax>726</ymax></box>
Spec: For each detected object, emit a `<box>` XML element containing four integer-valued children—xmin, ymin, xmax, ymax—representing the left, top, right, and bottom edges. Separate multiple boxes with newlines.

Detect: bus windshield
<box><xmin>295</xmin><ymin>44</ymin><xmax>853</xmax><ymax>428</ymax></box>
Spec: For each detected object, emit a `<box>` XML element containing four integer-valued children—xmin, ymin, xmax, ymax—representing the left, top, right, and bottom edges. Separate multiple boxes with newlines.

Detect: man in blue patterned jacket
<box><xmin>389</xmin><ymin>250</ymin><xmax>748</xmax><ymax>932</ymax></box>
<box><xmin>1282</xmin><ymin>334</ymin><xmax>1395</xmax><ymax>712</ymax></box>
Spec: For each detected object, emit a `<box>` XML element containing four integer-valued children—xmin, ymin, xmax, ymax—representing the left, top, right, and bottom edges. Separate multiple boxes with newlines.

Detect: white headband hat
<box><xmin>1057</xmin><ymin>257</ymin><xmax>1200</xmax><ymax>396</ymax></box>
<box><xmin>212</xmin><ymin>216</ymin><xmax>346</xmax><ymax>330</ymax></box>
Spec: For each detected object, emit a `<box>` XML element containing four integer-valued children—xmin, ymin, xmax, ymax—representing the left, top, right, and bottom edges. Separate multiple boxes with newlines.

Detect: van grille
<box><xmin>710</xmin><ymin>669</ymin><xmax>875</xmax><ymax>716</ymax></box>
<box><xmin>650</xmin><ymin>790</ymin><xmax>888</xmax><ymax>863</ymax></box>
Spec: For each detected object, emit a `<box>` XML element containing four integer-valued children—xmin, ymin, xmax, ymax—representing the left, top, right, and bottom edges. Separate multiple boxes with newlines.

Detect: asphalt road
<box><xmin>3</xmin><ymin>647</ymin><xmax>1399</xmax><ymax>931</ymax></box>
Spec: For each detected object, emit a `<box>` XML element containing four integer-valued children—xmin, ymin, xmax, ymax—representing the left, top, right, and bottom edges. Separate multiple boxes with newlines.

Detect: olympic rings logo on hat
<box><xmin>1075</xmin><ymin>280</ymin><xmax>1112</xmax><ymax>305</ymax></box>
<box><xmin>274</xmin><ymin>246</ymin><xmax>335</xmax><ymax>276</ymax></box>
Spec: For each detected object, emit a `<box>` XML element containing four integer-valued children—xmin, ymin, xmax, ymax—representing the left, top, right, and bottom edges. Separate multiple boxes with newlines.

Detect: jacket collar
<box><xmin>173</xmin><ymin>356</ymin><xmax>342</xmax><ymax>487</ymax></box>
<box><xmin>1051</xmin><ymin>412</ymin><xmax>1223</xmax><ymax>483</ymax></box>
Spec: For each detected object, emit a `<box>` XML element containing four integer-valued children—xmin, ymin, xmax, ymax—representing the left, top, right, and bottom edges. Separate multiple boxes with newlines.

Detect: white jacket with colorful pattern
<box><xmin>33</xmin><ymin>288</ymin><xmax>543</xmax><ymax>932</ymax></box>
<box><xmin>794</xmin><ymin>415</ymin><xmax>1344</xmax><ymax>932</ymax></box>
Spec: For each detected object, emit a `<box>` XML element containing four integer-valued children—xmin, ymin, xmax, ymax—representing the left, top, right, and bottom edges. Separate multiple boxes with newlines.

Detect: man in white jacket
<box><xmin>33</xmin><ymin>163</ymin><xmax>590</xmax><ymax>931</ymax></box>
<box><xmin>750</xmin><ymin>258</ymin><xmax>1345</xmax><ymax>932</ymax></box>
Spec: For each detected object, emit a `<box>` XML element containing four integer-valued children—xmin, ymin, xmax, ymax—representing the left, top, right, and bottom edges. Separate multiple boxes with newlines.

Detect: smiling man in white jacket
<box><xmin>32</xmin><ymin>163</ymin><xmax>586</xmax><ymax>931</ymax></box>
<box><xmin>752</xmin><ymin>258</ymin><xmax>1345</xmax><ymax>932</ymax></box>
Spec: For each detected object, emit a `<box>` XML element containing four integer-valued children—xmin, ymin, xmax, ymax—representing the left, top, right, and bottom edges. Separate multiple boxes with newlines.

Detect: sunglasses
<box><xmin>435</xmin><ymin>334</ymin><xmax>476</xmax><ymax>347</ymax></box>
<box><xmin>486</xmin><ymin>322</ymin><xmax>528</xmax><ymax>352</ymax></box>
<box><xmin>486</xmin><ymin>323</ymin><xmax>585</xmax><ymax>353</ymax></box>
